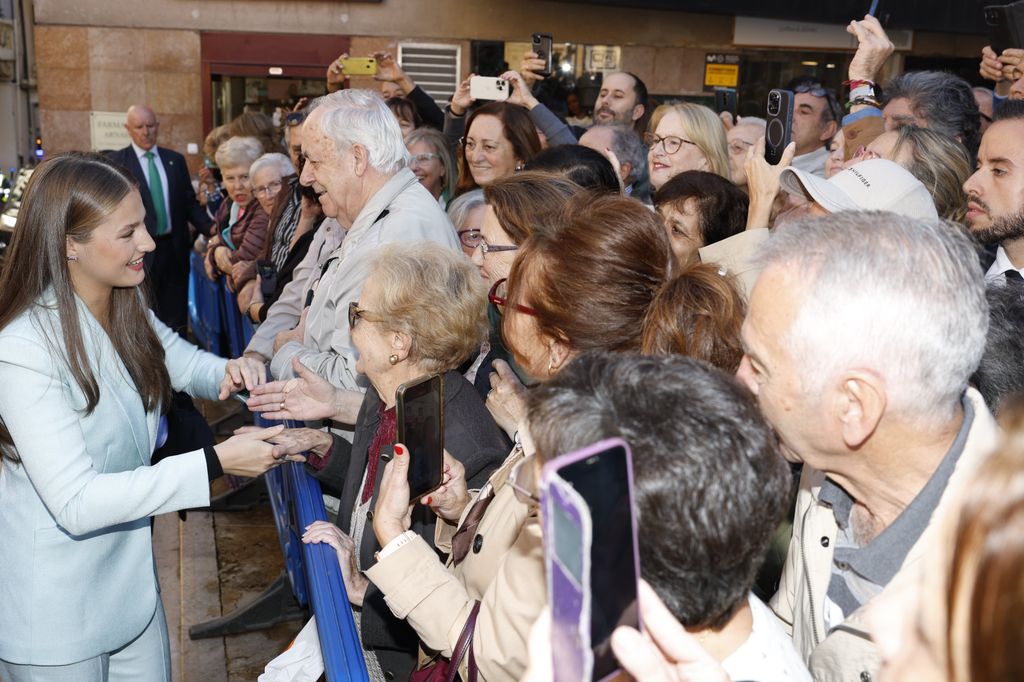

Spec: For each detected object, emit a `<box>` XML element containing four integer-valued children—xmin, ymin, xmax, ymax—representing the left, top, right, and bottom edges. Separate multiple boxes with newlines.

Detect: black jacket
<box><xmin>313</xmin><ymin>370</ymin><xmax>507</xmax><ymax>680</ymax></box>
<box><xmin>106</xmin><ymin>145</ymin><xmax>213</xmax><ymax>332</ymax></box>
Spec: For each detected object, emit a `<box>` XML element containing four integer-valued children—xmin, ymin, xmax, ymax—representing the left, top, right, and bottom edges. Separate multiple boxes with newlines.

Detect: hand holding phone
<box><xmin>764</xmin><ymin>89</ymin><xmax>794</xmax><ymax>165</ymax></box>
<box><xmin>396</xmin><ymin>374</ymin><xmax>445</xmax><ymax>503</ymax></box>
<box><xmin>532</xmin><ymin>32</ymin><xmax>554</xmax><ymax>79</ymax></box>
<box><xmin>340</xmin><ymin>57</ymin><xmax>378</xmax><ymax>76</ymax></box>
<box><xmin>985</xmin><ymin>2</ymin><xmax>1024</xmax><ymax>54</ymax></box>
<box><xmin>541</xmin><ymin>438</ymin><xmax>641</xmax><ymax>682</ymax></box>
<box><xmin>469</xmin><ymin>76</ymin><xmax>511</xmax><ymax>102</ymax></box>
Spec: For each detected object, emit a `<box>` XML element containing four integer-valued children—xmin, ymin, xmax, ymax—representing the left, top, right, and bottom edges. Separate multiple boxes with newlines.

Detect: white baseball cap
<box><xmin>779</xmin><ymin>158</ymin><xmax>939</xmax><ymax>221</ymax></box>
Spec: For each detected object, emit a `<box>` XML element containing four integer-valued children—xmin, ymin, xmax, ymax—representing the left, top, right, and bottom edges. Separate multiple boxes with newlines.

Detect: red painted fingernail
<box><xmin>395</xmin><ymin>444</ymin><xmax>405</xmax><ymax>455</ymax></box>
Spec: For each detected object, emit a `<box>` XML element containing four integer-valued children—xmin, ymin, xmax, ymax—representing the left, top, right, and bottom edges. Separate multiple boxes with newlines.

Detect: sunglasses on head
<box><xmin>285</xmin><ymin>112</ymin><xmax>306</xmax><ymax>127</ymax></box>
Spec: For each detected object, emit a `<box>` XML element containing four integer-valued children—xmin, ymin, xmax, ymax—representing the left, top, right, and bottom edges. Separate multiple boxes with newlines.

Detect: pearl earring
<box><xmin>389</xmin><ymin>354</ymin><xmax>399</xmax><ymax>365</ymax></box>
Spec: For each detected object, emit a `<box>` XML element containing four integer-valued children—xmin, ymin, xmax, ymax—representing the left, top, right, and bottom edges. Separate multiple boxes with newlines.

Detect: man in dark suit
<box><xmin>108</xmin><ymin>105</ymin><xmax>212</xmax><ymax>333</ymax></box>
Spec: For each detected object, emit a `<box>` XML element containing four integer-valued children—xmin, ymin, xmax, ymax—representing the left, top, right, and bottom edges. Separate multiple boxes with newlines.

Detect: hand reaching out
<box><xmin>302</xmin><ymin>521</ymin><xmax>369</xmax><ymax>606</ymax></box>
<box><xmin>846</xmin><ymin>14</ymin><xmax>894</xmax><ymax>83</ymax></box>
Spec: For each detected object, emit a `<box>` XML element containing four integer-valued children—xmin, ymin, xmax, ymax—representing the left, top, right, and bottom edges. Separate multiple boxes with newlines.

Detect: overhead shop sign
<box><xmin>704</xmin><ymin>53</ymin><xmax>740</xmax><ymax>89</ymax></box>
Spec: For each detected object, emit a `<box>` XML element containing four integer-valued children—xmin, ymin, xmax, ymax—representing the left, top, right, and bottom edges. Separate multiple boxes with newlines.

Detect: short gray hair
<box><xmin>598</xmin><ymin>123</ymin><xmax>648</xmax><ymax>187</ymax></box>
<box><xmin>735</xmin><ymin>116</ymin><xmax>767</xmax><ymax>130</ymax></box>
<box><xmin>369</xmin><ymin>242</ymin><xmax>488</xmax><ymax>374</ymax></box>
<box><xmin>314</xmin><ymin>89</ymin><xmax>409</xmax><ymax>175</ymax></box>
<box><xmin>446</xmin><ymin>188</ymin><xmax>485</xmax><ymax>230</ymax></box>
<box><xmin>249</xmin><ymin>152</ymin><xmax>295</xmax><ymax>181</ymax></box>
<box><xmin>214</xmin><ymin>136</ymin><xmax>263</xmax><ymax>170</ymax></box>
<box><xmin>757</xmin><ymin>211</ymin><xmax>987</xmax><ymax>423</ymax></box>
<box><xmin>883</xmin><ymin>71</ymin><xmax>981</xmax><ymax>158</ymax></box>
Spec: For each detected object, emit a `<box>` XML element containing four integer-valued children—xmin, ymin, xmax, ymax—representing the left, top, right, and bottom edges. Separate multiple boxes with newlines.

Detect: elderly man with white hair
<box><xmin>257</xmin><ymin>90</ymin><xmax>458</xmax><ymax>392</ymax></box>
<box><xmin>735</xmin><ymin>211</ymin><xmax>999</xmax><ymax>681</ymax></box>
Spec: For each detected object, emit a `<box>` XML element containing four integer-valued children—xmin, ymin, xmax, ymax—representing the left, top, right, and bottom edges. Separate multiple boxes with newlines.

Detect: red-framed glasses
<box><xmin>488</xmin><ymin>278</ymin><xmax>538</xmax><ymax>317</ymax></box>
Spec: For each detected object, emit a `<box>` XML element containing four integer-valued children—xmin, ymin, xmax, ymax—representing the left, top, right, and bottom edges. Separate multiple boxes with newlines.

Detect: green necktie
<box><xmin>144</xmin><ymin>151</ymin><xmax>169</xmax><ymax>236</ymax></box>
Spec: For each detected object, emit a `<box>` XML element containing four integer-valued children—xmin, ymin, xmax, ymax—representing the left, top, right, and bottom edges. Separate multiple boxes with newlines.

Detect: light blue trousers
<box><xmin>0</xmin><ymin>600</ymin><xmax>171</xmax><ymax>682</ymax></box>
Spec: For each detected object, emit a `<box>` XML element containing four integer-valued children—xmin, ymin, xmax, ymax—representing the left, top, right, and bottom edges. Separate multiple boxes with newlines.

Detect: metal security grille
<box><xmin>398</xmin><ymin>43</ymin><xmax>461</xmax><ymax>107</ymax></box>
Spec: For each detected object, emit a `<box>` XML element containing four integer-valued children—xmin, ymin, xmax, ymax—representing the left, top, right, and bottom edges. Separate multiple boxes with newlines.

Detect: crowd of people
<box><xmin>3</xmin><ymin>9</ymin><xmax>1024</xmax><ymax>682</ymax></box>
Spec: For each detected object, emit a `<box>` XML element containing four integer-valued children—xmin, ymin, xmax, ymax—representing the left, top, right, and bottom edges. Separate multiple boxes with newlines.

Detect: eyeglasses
<box><xmin>644</xmin><ymin>133</ymin><xmax>697</xmax><ymax>155</ymax></box>
<box><xmin>347</xmin><ymin>301</ymin><xmax>380</xmax><ymax>329</ymax></box>
<box><xmin>793</xmin><ymin>84</ymin><xmax>843</xmax><ymax>122</ymax></box>
<box><xmin>476</xmin><ymin>236</ymin><xmax>518</xmax><ymax>255</ymax></box>
<box><xmin>285</xmin><ymin>112</ymin><xmax>306</xmax><ymax>127</ymax></box>
<box><xmin>488</xmin><ymin>278</ymin><xmax>538</xmax><ymax>317</ymax></box>
<box><xmin>457</xmin><ymin>229</ymin><xmax>482</xmax><ymax>249</ymax></box>
<box><xmin>410</xmin><ymin>152</ymin><xmax>440</xmax><ymax>166</ymax></box>
<box><xmin>253</xmin><ymin>179</ymin><xmax>283</xmax><ymax>198</ymax></box>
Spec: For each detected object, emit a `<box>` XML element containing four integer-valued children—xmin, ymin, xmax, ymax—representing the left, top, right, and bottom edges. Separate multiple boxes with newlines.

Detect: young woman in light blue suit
<box><xmin>0</xmin><ymin>153</ymin><xmax>300</xmax><ymax>681</ymax></box>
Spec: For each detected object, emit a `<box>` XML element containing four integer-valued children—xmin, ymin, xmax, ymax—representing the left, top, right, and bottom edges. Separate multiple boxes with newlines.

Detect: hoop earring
<box><xmin>389</xmin><ymin>354</ymin><xmax>399</xmax><ymax>365</ymax></box>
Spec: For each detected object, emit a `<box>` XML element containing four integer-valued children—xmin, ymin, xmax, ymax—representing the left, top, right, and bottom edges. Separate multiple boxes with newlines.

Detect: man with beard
<box><xmin>964</xmin><ymin>100</ymin><xmax>1024</xmax><ymax>283</ymax></box>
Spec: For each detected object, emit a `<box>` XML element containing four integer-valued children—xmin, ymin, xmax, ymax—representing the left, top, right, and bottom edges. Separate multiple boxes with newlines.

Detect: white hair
<box><xmin>446</xmin><ymin>188</ymin><xmax>485</xmax><ymax>230</ymax></box>
<box><xmin>249</xmin><ymin>152</ymin><xmax>295</xmax><ymax>180</ymax></box>
<box><xmin>214</xmin><ymin>136</ymin><xmax>263</xmax><ymax>170</ymax></box>
<box><xmin>735</xmin><ymin>116</ymin><xmax>767</xmax><ymax>129</ymax></box>
<box><xmin>314</xmin><ymin>89</ymin><xmax>409</xmax><ymax>175</ymax></box>
<box><xmin>757</xmin><ymin>210</ymin><xmax>987</xmax><ymax>424</ymax></box>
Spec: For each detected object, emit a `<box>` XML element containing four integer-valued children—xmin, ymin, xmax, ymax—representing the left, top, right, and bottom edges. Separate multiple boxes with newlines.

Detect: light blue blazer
<box><xmin>0</xmin><ymin>291</ymin><xmax>227</xmax><ymax>665</ymax></box>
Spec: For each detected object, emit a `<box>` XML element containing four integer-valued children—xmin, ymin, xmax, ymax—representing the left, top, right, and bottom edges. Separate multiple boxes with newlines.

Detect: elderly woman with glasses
<box><xmin>264</xmin><ymin>242</ymin><xmax>508</xmax><ymax>681</ymax></box>
<box><xmin>203</xmin><ymin>136</ymin><xmax>271</xmax><ymax>288</ymax></box>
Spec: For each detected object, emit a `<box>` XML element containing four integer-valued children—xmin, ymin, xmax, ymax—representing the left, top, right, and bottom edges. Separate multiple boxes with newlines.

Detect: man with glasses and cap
<box><xmin>786</xmin><ymin>77</ymin><xmax>843</xmax><ymax>179</ymax></box>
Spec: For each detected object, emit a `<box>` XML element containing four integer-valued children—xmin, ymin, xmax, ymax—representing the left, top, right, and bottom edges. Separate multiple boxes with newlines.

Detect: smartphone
<box><xmin>714</xmin><ymin>87</ymin><xmax>737</xmax><ymax>123</ymax></box>
<box><xmin>868</xmin><ymin>0</ymin><xmax>879</xmax><ymax>17</ymax></box>
<box><xmin>340</xmin><ymin>57</ymin><xmax>378</xmax><ymax>76</ymax></box>
<box><xmin>396</xmin><ymin>374</ymin><xmax>445</xmax><ymax>503</ymax></box>
<box><xmin>764</xmin><ymin>88</ymin><xmax>795</xmax><ymax>166</ymax></box>
<box><xmin>985</xmin><ymin>2</ymin><xmax>1024</xmax><ymax>54</ymax></box>
<box><xmin>532</xmin><ymin>32</ymin><xmax>554</xmax><ymax>78</ymax></box>
<box><xmin>541</xmin><ymin>438</ymin><xmax>641</xmax><ymax>682</ymax></box>
<box><xmin>234</xmin><ymin>389</ymin><xmax>250</xmax><ymax>405</ymax></box>
<box><xmin>469</xmin><ymin>76</ymin><xmax>510</xmax><ymax>102</ymax></box>
<box><xmin>257</xmin><ymin>260</ymin><xmax>277</xmax><ymax>298</ymax></box>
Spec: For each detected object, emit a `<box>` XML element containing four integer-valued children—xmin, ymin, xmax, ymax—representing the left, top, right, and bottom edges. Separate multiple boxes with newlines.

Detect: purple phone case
<box><xmin>540</xmin><ymin>437</ymin><xmax>642</xmax><ymax>682</ymax></box>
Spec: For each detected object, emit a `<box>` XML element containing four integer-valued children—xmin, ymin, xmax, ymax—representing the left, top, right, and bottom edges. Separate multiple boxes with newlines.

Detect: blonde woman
<box><xmin>646</xmin><ymin>103</ymin><xmax>731</xmax><ymax>190</ymax></box>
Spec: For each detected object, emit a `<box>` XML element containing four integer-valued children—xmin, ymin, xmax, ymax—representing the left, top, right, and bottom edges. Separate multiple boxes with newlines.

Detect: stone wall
<box><xmin>36</xmin><ymin>25</ymin><xmax>203</xmax><ymax>170</ymax></box>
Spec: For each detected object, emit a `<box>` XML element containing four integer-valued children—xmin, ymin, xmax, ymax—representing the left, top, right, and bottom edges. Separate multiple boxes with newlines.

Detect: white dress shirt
<box><xmin>985</xmin><ymin>245</ymin><xmax>1024</xmax><ymax>283</ymax></box>
<box><xmin>132</xmin><ymin>142</ymin><xmax>173</xmax><ymax>232</ymax></box>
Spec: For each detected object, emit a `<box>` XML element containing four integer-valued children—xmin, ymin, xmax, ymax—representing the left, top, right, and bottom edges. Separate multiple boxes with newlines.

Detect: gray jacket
<box><xmin>269</xmin><ymin>168</ymin><xmax>459</xmax><ymax>391</ymax></box>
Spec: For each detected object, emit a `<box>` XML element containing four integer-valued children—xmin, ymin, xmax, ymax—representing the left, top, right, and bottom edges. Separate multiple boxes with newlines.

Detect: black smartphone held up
<box><xmin>764</xmin><ymin>88</ymin><xmax>795</xmax><ymax>166</ymax></box>
<box><xmin>714</xmin><ymin>87</ymin><xmax>737</xmax><ymax>123</ymax></box>
<box><xmin>985</xmin><ymin>2</ymin><xmax>1024</xmax><ymax>54</ymax></box>
<box><xmin>532</xmin><ymin>32</ymin><xmax>554</xmax><ymax>78</ymax></box>
<box><xmin>541</xmin><ymin>438</ymin><xmax>641</xmax><ymax>682</ymax></box>
<box><xmin>396</xmin><ymin>374</ymin><xmax>445</xmax><ymax>503</ymax></box>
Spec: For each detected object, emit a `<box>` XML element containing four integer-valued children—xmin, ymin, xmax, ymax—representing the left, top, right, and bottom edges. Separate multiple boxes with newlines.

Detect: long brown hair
<box><xmin>504</xmin><ymin>193</ymin><xmax>671</xmax><ymax>356</ymax></box>
<box><xmin>503</xmin><ymin>192</ymin><xmax>745</xmax><ymax>371</ymax></box>
<box><xmin>0</xmin><ymin>152</ymin><xmax>172</xmax><ymax>462</ymax></box>
<box><xmin>455</xmin><ymin>102</ymin><xmax>541</xmax><ymax>196</ymax></box>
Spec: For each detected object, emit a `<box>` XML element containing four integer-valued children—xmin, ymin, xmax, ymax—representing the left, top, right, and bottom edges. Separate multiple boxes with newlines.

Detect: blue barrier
<box><xmin>188</xmin><ymin>251</ymin><xmax>221</xmax><ymax>353</ymax></box>
<box><xmin>259</xmin><ymin>418</ymin><xmax>370</xmax><ymax>681</ymax></box>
